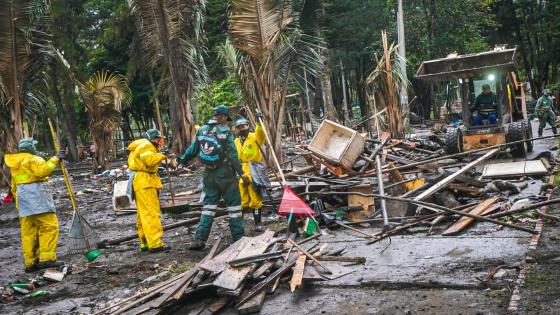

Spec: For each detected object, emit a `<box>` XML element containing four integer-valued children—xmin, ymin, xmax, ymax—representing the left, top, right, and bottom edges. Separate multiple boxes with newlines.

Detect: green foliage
<box><xmin>194</xmin><ymin>77</ymin><xmax>244</xmax><ymax>124</ymax></box>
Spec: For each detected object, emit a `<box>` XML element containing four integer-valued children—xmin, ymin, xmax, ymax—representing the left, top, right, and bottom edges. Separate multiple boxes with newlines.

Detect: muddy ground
<box><xmin>0</xmin><ymin>128</ymin><xmax>559</xmax><ymax>314</ymax></box>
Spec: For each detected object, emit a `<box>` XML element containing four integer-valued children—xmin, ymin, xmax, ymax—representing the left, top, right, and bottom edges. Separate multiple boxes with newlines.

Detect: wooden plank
<box><xmin>414</xmin><ymin>148</ymin><xmax>499</xmax><ymax>206</ymax></box>
<box><xmin>347</xmin><ymin>184</ymin><xmax>375</xmax><ymax>221</ymax></box>
<box><xmin>212</xmin><ymin>231</ymin><xmax>275</xmax><ymax>290</ymax></box>
<box><xmin>208</xmin><ymin>296</ymin><xmax>230</xmax><ymax>313</ymax></box>
<box><xmin>442</xmin><ymin>196</ymin><xmax>500</xmax><ymax>236</ymax></box>
<box><xmin>237</xmin><ymin>290</ymin><xmax>266</xmax><ymax>314</ymax></box>
<box><xmin>290</xmin><ymin>253</ymin><xmax>307</xmax><ymax>292</ymax></box>
<box><xmin>155</xmin><ymin>238</ymin><xmax>222</xmax><ymax>308</ymax></box>
<box><xmin>252</xmin><ymin>261</ymin><xmax>275</xmax><ymax>279</ymax></box>
<box><xmin>199</xmin><ymin>237</ymin><xmax>250</xmax><ymax>274</ymax></box>
<box><xmin>482</xmin><ymin>160</ymin><xmax>548</xmax><ymax>178</ymax></box>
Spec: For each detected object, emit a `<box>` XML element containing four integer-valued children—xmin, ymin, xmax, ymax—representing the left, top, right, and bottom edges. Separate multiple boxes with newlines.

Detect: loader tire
<box><xmin>445</xmin><ymin>127</ymin><xmax>463</xmax><ymax>154</ymax></box>
<box><xmin>508</xmin><ymin>121</ymin><xmax>528</xmax><ymax>158</ymax></box>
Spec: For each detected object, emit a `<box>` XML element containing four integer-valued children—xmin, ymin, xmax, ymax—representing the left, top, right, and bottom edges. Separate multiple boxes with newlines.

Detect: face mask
<box><xmin>238</xmin><ymin>129</ymin><xmax>250</xmax><ymax>137</ymax></box>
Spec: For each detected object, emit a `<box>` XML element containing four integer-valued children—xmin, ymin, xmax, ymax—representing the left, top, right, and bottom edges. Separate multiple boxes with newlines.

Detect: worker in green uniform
<box><xmin>472</xmin><ymin>84</ymin><xmax>498</xmax><ymax>125</ymax></box>
<box><xmin>177</xmin><ymin>105</ymin><xmax>248</xmax><ymax>250</ymax></box>
<box><xmin>532</xmin><ymin>89</ymin><xmax>557</xmax><ymax>136</ymax></box>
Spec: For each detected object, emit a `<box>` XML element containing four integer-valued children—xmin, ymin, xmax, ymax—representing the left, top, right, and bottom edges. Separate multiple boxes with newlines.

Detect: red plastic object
<box><xmin>277</xmin><ymin>187</ymin><xmax>316</xmax><ymax>217</ymax></box>
<box><xmin>1</xmin><ymin>193</ymin><xmax>14</xmax><ymax>205</ymax></box>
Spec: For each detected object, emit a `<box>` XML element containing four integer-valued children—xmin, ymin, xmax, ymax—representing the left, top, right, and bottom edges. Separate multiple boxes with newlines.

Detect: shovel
<box><xmin>48</xmin><ymin>119</ymin><xmax>100</xmax><ymax>262</ymax></box>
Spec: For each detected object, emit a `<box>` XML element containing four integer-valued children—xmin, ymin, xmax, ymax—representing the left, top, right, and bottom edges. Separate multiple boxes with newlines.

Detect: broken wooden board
<box><xmin>414</xmin><ymin>148</ymin><xmax>499</xmax><ymax>208</ymax></box>
<box><xmin>442</xmin><ymin>196</ymin><xmax>500</xmax><ymax>236</ymax></box>
<box><xmin>199</xmin><ymin>237</ymin><xmax>250</xmax><ymax>274</ymax></box>
<box><xmin>482</xmin><ymin>160</ymin><xmax>548</xmax><ymax>178</ymax></box>
<box><xmin>347</xmin><ymin>184</ymin><xmax>375</xmax><ymax>221</ymax></box>
<box><xmin>237</xmin><ymin>290</ymin><xmax>266</xmax><ymax>314</ymax></box>
<box><xmin>43</xmin><ymin>269</ymin><xmax>65</xmax><ymax>282</ymax></box>
<box><xmin>290</xmin><ymin>253</ymin><xmax>307</xmax><ymax>292</ymax></box>
<box><xmin>113</xmin><ymin>180</ymin><xmax>132</xmax><ymax>210</ymax></box>
<box><xmin>207</xmin><ymin>296</ymin><xmax>230</xmax><ymax>313</ymax></box>
<box><xmin>212</xmin><ymin>231</ymin><xmax>275</xmax><ymax>291</ymax></box>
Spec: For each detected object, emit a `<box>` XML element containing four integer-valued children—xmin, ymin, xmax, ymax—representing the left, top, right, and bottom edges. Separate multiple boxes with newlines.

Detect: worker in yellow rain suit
<box><xmin>4</xmin><ymin>138</ymin><xmax>65</xmax><ymax>272</ymax></box>
<box><xmin>234</xmin><ymin>113</ymin><xmax>266</xmax><ymax>232</ymax></box>
<box><xmin>127</xmin><ymin>129</ymin><xmax>169</xmax><ymax>253</ymax></box>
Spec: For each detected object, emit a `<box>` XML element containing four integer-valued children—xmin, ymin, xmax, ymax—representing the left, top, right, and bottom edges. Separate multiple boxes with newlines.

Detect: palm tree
<box><xmin>227</xmin><ymin>0</ymin><xmax>322</xmax><ymax>159</ymax></box>
<box><xmin>78</xmin><ymin>70</ymin><xmax>131</xmax><ymax>173</ymax></box>
<box><xmin>128</xmin><ymin>0</ymin><xmax>207</xmax><ymax>153</ymax></box>
<box><xmin>0</xmin><ymin>0</ymin><xmax>51</xmax><ymax>152</ymax></box>
<box><xmin>367</xmin><ymin>31</ymin><xmax>409</xmax><ymax>139</ymax></box>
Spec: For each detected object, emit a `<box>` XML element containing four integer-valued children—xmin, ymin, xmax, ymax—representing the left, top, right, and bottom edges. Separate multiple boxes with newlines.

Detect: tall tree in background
<box><xmin>79</xmin><ymin>70</ymin><xmax>131</xmax><ymax>172</ymax></box>
<box><xmin>228</xmin><ymin>0</ymin><xmax>321</xmax><ymax>158</ymax></box>
<box><xmin>0</xmin><ymin>0</ymin><xmax>51</xmax><ymax>152</ymax></box>
<box><xmin>129</xmin><ymin>0</ymin><xmax>208</xmax><ymax>153</ymax></box>
<box><xmin>490</xmin><ymin>0</ymin><xmax>560</xmax><ymax>97</ymax></box>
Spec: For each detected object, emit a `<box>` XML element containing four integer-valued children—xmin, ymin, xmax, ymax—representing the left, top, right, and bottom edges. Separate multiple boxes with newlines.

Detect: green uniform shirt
<box><xmin>535</xmin><ymin>96</ymin><xmax>555</xmax><ymax>115</ymax></box>
<box><xmin>178</xmin><ymin>120</ymin><xmax>244</xmax><ymax>176</ymax></box>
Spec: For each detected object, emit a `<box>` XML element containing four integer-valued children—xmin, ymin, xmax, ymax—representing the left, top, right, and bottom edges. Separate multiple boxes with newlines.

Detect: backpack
<box><xmin>197</xmin><ymin>127</ymin><xmax>225</xmax><ymax>165</ymax></box>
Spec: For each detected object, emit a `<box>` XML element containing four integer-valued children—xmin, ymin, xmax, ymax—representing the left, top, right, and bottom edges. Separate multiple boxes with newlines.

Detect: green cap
<box><xmin>144</xmin><ymin>129</ymin><xmax>163</xmax><ymax>140</ymax></box>
<box><xmin>235</xmin><ymin>118</ymin><xmax>250</xmax><ymax>128</ymax></box>
<box><xmin>482</xmin><ymin>84</ymin><xmax>491</xmax><ymax>90</ymax></box>
<box><xmin>544</xmin><ymin>88</ymin><xmax>552</xmax><ymax>95</ymax></box>
<box><xmin>18</xmin><ymin>138</ymin><xmax>38</xmax><ymax>154</ymax></box>
<box><xmin>213</xmin><ymin>105</ymin><xmax>232</xmax><ymax>121</ymax></box>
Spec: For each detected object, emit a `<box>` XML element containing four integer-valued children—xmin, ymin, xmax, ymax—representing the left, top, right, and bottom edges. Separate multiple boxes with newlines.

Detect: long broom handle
<box><xmin>48</xmin><ymin>120</ymin><xmax>78</xmax><ymax>211</ymax></box>
<box><xmin>48</xmin><ymin>119</ymin><xmax>91</xmax><ymax>249</ymax></box>
<box><xmin>257</xmin><ymin>116</ymin><xmax>286</xmax><ymax>185</ymax></box>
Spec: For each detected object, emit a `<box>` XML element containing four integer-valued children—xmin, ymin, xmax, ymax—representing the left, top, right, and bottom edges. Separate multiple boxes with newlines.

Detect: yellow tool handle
<box><xmin>48</xmin><ymin>119</ymin><xmax>79</xmax><ymax>211</ymax></box>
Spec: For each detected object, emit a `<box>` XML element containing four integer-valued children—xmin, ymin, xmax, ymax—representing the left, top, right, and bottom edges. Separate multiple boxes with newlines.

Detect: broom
<box><xmin>48</xmin><ymin>119</ymin><xmax>101</xmax><ymax>262</ymax></box>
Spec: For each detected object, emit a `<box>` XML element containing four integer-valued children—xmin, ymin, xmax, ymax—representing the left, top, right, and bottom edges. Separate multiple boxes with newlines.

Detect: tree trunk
<box><xmin>6</xmin><ymin>0</ymin><xmax>24</xmax><ymax>153</ymax></box>
<box><xmin>50</xmin><ymin>63</ymin><xmax>79</xmax><ymax>161</ymax></box>
<box><xmin>153</xmin><ymin>0</ymin><xmax>194</xmax><ymax>153</ymax></box>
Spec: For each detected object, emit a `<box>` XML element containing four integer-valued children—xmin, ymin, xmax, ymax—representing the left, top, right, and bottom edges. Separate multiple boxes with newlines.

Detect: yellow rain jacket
<box><xmin>4</xmin><ymin>152</ymin><xmax>60</xmax><ymax>209</ymax></box>
<box><xmin>235</xmin><ymin>124</ymin><xmax>265</xmax><ymax>209</ymax></box>
<box><xmin>4</xmin><ymin>152</ymin><xmax>60</xmax><ymax>267</ymax></box>
<box><xmin>127</xmin><ymin>139</ymin><xmax>166</xmax><ymax>249</ymax></box>
<box><xmin>127</xmin><ymin>139</ymin><xmax>165</xmax><ymax>190</ymax></box>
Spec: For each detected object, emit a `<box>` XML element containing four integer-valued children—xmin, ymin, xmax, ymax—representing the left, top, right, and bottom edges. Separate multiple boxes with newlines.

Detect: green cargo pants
<box><xmin>538</xmin><ymin>111</ymin><xmax>558</xmax><ymax>136</ymax></box>
<box><xmin>195</xmin><ymin>164</ymin><xmax>245</xmax><ymax>242</ymax></box>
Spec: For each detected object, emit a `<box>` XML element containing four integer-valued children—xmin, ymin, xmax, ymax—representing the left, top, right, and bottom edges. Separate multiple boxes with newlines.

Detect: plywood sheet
<box><xmin>482</xmin><ymin>160</ymin><xmax>548</xmax><ymax>178</ymax></box>
<box><xmin>212</xmin><ymin>231</ymin><xmax>275</xmax><ymax>290</ymax></box>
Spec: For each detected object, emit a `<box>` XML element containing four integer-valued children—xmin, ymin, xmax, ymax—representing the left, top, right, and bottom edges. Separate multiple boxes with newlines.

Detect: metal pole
<box><xmin>375</xmin><ymin>155</ymin><xmax>390</xmax><ymax>231</ymax></box>
<box><xmin>397</xmin><ymin>0</ymin><xmax>408</xmax><ymax>123</ymax></box>
<box><xmin>304</xmin><ymin>70</ymin><xmax>314</xmax><ymax>134</ymax></box>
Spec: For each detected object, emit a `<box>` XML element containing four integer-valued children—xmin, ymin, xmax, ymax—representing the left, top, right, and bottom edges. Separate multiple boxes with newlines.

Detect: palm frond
<box><xmin>229</xmin><ymin>0</ymin><xmax>294</xmax><ymax>59</ymax></box>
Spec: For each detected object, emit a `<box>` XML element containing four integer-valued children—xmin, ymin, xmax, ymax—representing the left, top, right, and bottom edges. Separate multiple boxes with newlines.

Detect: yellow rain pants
<box><xmin>134</xmin><ymin>186</ymin><xmax>164</xmax><ymax>249</ymax></box>
<box><xmin>128</xmin><ymin>139</ymin><xmax>165</xmax><ymax>249</ymax></box>
<box><xmin>19</xmin><ymin>212</ymin><xmax>59</xmax><ymax>267</ymax></box>
<box><xmin>235</xmin><ymin>124</ymin><xmax>265</xmax><ymax>209</ymax></box>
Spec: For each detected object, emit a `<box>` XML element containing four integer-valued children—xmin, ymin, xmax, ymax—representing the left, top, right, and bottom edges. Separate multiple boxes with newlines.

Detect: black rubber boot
<box><xmin>189</xmin><ymin>239</ymin><xmax>206</xmax><ymax>251</ymax></box>
<box><xmin>148</xmin><ymin>246</ymin><xmax>172</xmax><ymax>253</ymax></box>
<box><xmin>538</xmin><ymin>128</ymin><xmax>544</xmax><ymax>137</ymax></box>
<box><xmin>253</xmin><ymin>208</ymin><xmax>263</xmax><ymax>232</ymax></box>
<box><xmin>552</xmin><ymin>127</ymin><xmax>558</xmax><ymax>135</ymax></box>
<box><xmin>36</xmin><ymin>261</ymin><xmax>64</xmax><ymax>270</ymax></box>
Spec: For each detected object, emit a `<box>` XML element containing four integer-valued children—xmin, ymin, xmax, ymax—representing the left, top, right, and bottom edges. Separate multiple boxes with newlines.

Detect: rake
<box><xmin>48</xmin><ymin>119</ymin><xmax>101</xmax><ymax>262</ymax></box>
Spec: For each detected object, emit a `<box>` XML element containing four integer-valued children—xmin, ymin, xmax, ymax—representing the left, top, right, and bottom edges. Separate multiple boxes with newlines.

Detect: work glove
<box><xmin>161</xmin><ymin>148</ymin><xmax>170</xmax><ymax>155</ymax></box>
<box><xmin>255</xmin><ymin>111</ymin><xmax>263</xmax><ymax>120</ymax></box>
<box><xmin>241</xmin><ymin>174</ymin><xmax>251</xmax><ymax>186</ymax></box>
<box><xmin>56</xmin><ymin>150</ymin><xmax>66</xmax><ymax>160</ymax></box>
